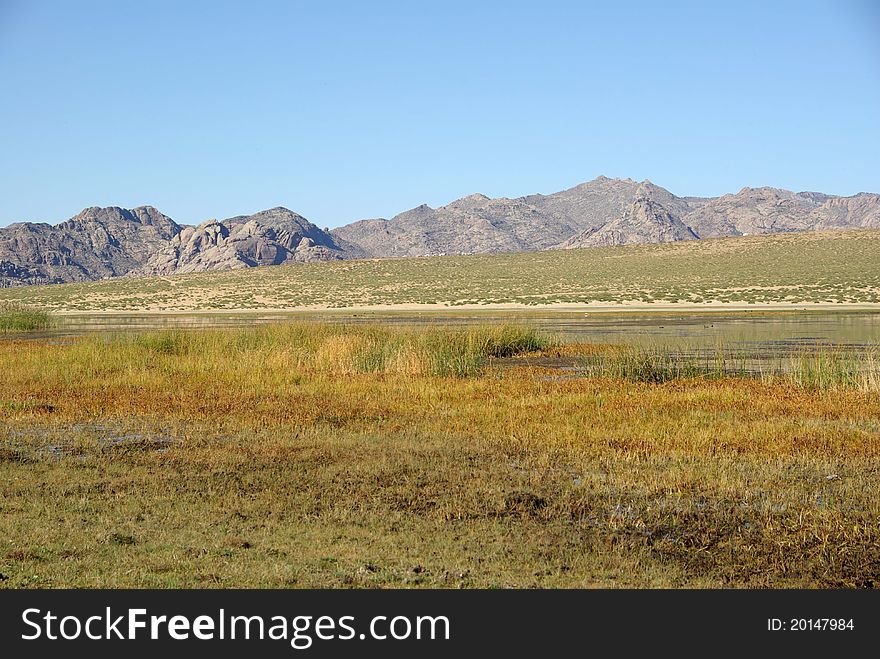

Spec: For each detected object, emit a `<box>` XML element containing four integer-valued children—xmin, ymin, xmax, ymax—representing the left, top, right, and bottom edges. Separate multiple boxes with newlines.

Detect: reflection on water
<box><xmin>7</xmin><ymin>310</ymin><xmax>880</xmax><ymax>359</ymax></box>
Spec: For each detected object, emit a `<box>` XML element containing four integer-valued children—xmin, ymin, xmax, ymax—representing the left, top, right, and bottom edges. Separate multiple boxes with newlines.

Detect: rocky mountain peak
<box><xmin>559</xmin><ymin>197</ymin><xmax>698</xmax><ymax>249</ymax></box>
<box><xmin>0</xmin><ymin>205</ymin><xmax>183</xmax><ymax>286</ymax></box>
<box><xmin>132</xmin><ymin>206</ymin><xmax>344</xmax><ymax>277</ymax></box>
<box><xmin>445</xmin><ymin>193</ymin><xmax>491</xmax><ymax>210</ymax></box>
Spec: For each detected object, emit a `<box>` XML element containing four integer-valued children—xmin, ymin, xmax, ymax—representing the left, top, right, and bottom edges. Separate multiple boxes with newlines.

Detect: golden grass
<box><xmin>1</xmin><ymin>323</ymin><xmax>879</xmax><ymax>588</ymax></box>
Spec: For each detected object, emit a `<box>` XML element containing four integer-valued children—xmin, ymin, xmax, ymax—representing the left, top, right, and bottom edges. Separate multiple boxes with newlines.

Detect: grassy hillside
<box><xmin>1</xmin><ymin>229</ymin><xmax>879</xmax><ymax>312</ymax></box>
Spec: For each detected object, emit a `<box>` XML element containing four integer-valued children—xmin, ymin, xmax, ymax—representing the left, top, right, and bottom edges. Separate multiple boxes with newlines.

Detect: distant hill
<box><xmin>333</xmin><ymin>177</ymin><xmax>880</xmax><ymax>257</ymax></box>
<box><xmin>0</xmin><ymin>206</ymin><xmax>344</xmax><ymax>286</ymax></box>
<box><xmin>2</xmin><ymin>176</ymin><xmax>879</xmax><ymax>286</ymax></box>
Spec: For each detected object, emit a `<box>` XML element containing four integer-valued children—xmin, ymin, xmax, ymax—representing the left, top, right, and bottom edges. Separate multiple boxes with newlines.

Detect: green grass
<box><xmin>1</xmin><ymin>229</ymin><xmax>879</xmax><ymax>311</ymax></box>
<box><xmin>580</xmin><ymin>345</ymin><xmax>742</xmax><ymax>383</ymax></box>
<box><xmin>579</xmin><ymin>343</ymin><xmax>880</xmax><ymax>392</ymax></box>
<box><xmin>0</xmin><ymin>302</ymin><xmax>52</xmax><ymax>332</ymax></box>
<box><xmin>787</xmin><ymin>348</ymin><xmax>880</xmax><ymax>391</ymax></box>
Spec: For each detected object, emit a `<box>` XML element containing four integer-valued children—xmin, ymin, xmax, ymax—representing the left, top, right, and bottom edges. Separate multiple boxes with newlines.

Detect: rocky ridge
<box><xmin>134</xmin><ymin>207</ymin><xmax>345</xmax><ymax>276</ymax></box>
<box><xmin>2</xmin><ymin>177</ymin><xmax>879</xmax><ymax>286</ymax></box>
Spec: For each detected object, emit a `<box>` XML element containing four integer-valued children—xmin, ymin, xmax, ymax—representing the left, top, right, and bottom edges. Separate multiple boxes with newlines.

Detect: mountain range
<box><xmin>2</xmin><ymin>176</ymin><xmax>878</xmax><ymax>286</ymax></box>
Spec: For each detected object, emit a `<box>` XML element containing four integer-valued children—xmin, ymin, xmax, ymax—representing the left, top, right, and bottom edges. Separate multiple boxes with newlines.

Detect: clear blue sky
<box><xmin>1</xmin><ymin>0</ymin><xmax>878</xmax><ymax>228</ymax></box>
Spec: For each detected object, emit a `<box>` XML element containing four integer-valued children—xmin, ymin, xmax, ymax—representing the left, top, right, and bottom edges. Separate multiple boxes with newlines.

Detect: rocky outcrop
<box><xmin>680</xmin><ymin>187</ymin><xmax>818</xmax><ymax>238</ymax></box>
<box><xmin>133</xmin><ymin>207</ymin><xmax>345</xmax><ymax>276</ymax></box>
<box><xmin>812</xmin><ymin>193</ymin><xmax>880</xmax><ymax>230</ymax></box>
<box><xmin>560</xmin><ymin>198</ymin><xmax>698</xmax><ymax>248</ymax></box>
<box><xmin>332</xmin><ymin>177</ymin><xmax>694</xmax><ymax>257</ymax></box>
<box><xmin>0</xmin><ymin>206</ymin><xmax>180</xmax><ymax>287</ymax></box>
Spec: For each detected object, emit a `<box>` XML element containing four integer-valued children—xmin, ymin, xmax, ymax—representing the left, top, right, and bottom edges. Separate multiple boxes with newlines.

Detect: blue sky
<box><xmin>0</xmin><ymin>0</ymin><xmax>878</xmax><ymax>228</ymax></box>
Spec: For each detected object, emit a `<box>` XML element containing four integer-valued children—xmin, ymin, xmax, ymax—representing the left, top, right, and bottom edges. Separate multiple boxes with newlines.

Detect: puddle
<box><xmin>2</xmin><ymin>423</ymin><xmax>179</xmax><ymax>460</ymax></box>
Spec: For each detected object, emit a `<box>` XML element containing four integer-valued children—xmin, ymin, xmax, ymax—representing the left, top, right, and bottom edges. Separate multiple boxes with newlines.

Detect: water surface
<box><xmin>8</xmin><ymin>309</ymin><xmax>873</xmax><ymax>354</ymax></box>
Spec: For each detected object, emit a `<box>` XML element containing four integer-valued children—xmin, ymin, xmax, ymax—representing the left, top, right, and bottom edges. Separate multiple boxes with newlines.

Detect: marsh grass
<box><xmin>0</xmin><ymin>301</ymin><xmax>52</xmax><ymax>333</ymax></box>
<box><xmin>580</xmin><ymin>343</ymin><xmax>880</xmax><ymax>392</ymax></box>
<box><xmin>76</xmin><ymin>323</ymin><xmax>551</xmax><ymax>378</ymax></box>
<box><xmin>580</xmin><ymin>344</ymin><xmax>748</xmax><ymax>383</ymax></box>
<box><xmin>786</xmin><ymin>347</ymin><xmax>880</xmax><ymax>392</ymax></box>
<box><xmin>2</xmin><ymin>323</ymin><xmax>879</xmax><ymax>588</ymax></box>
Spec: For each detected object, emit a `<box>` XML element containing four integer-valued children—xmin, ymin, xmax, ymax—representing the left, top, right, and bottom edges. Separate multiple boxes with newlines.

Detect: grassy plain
<box><xmin>2</xmin><ymin>323</ymin><xmax>879</xmax><ymax>588</ymax></box>
<box><xmin>1</xmin><ymin>229</ymin><xmax>879</xmax><ymax>312</ymax></box>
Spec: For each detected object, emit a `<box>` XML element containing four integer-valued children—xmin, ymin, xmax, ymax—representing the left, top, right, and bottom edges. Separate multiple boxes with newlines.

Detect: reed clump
<box><xmin>72</xmin><ymin>322</ymin><xmax>551</xmax><ymax>378</ymax></box>
<box><xmin>0</xmin><ymin>301</ymin><xmax>52</xmax><ymax>333</ymax></box>
<box><xmin>786</xmin><ymin>347</ymin><xmax>880</xmax><ymax>392</ymax></box>
<box><xmin>579</xmin><ymin>344</ymin><xmax>744</xmax><ymax>384</ymax></box>
<box><xmin>580</xmin><ymin>343</ymin><xmax>880</xmax><ymax>392</ymax></box>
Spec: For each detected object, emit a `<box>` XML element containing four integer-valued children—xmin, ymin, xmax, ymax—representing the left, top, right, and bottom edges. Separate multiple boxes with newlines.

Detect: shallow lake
<box><xmin>15</xmin><ymin>309</ymin><xmax>879</xmax><ymax>357</ymax></box>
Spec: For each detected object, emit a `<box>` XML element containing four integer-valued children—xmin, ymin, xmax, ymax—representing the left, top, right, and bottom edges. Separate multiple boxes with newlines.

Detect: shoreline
<box><xmin>50</xmin><ymin>301</ymin><xmax>880</xmax><ymax>316</ymax></box>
